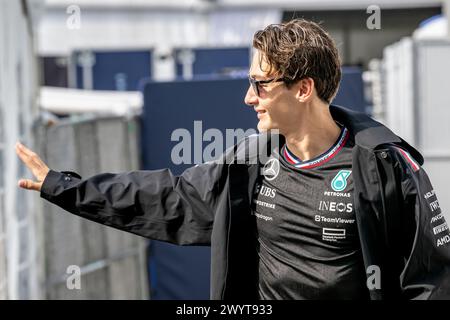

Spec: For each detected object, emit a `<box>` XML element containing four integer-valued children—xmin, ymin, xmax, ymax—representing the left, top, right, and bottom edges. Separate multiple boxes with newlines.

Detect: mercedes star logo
<box><xmin>263</xmin><ymin>158</ymin><xmax>280</xmax><ymax>181</ymax></box>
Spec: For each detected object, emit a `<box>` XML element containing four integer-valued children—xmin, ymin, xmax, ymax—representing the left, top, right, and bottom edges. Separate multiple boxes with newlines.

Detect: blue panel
<box><xmin>175</xmin><ymin>47</ymin><xmax>250</xmax><ymax>77</ymax></box>
<box><xmin>333</xmin><ymin>66</ymin><xmax>366</xmax><ymax>114</ymax></box>
<box><xmin>75</xmin><ymin>50</ymin><xmax>152</xmax><ymax>91</ymax></box>
<box><xmin>41</xmin><ymin>56</ymin><xmax>68</xmax><ymax>88</ymax></box>
<box><xmin>141</xmin><ymin>77</ymin><xmax>256</xmax><ymax>174</ymax></box>
<box><xmin>148</xmin><ymin>242</ymin><xmax>212</xmax><ymax>300</ymax></box>
<box><xmin>141</xmin><ymin>76</ymin><xmax>255</xmax><ymax>300</ymax></box>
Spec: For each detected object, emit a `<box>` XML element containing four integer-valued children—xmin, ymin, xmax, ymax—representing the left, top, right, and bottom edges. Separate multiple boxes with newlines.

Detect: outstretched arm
<box><xmin>16</xmin><ymin>142</ymin><xmax>228</xmax><ymax>245</ymax></box>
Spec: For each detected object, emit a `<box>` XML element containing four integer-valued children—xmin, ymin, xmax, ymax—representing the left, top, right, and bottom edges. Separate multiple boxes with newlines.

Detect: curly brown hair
<box><xmin>253</xmin><ymin>19</ymin><xmax>341</xmax><ymax>103</ymax></box>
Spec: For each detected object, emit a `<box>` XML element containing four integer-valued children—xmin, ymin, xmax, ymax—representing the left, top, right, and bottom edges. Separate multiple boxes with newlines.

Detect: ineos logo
<box><xmin>263</xmin><ymin>158</ymin><xmax>280</xmax><ymax>181</ymax></box>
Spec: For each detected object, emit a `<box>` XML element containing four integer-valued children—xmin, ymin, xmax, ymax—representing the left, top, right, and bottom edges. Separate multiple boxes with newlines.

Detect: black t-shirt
<box><xmin>253</xmin><ymin>126</ymin><xmax>369</xmax><ymax>299</ymax></box>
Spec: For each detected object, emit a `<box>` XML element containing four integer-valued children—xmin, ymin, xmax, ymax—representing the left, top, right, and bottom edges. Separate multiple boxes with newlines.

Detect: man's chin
<box><xmin>257</xmin><ymin>127</ymin><xmax>267</xmax><ymax>133</ymax></box>
<box><xmin>257</xmin><ymin>122</ymin><xmax>268</xmax><ymax>133</ymax></box>
<box><xmin>257</xmin><ymin>121</ymin><xmax>278</xmax><ymax>134</ymax></box>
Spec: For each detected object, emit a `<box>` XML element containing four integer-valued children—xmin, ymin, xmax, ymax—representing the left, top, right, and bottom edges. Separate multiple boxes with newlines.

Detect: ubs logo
<box><xmin>263</xmin><ymin>158</ymin><xmax>280</xmax><ymax>181</ymax></box>
<box><xmin>259</xmin><ymin>185</ymin><xmax>277</xmax><ymax>198</ymax></box>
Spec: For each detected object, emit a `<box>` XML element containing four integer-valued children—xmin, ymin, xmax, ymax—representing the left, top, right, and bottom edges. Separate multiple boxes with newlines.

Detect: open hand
<box><xmin>15</xmin><ymin>142</ymin><xmax>50</xmax><ymax>191</ymax></box>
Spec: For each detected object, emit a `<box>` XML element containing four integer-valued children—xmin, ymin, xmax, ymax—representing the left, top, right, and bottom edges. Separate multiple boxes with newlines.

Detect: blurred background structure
<box><xmin>0</xmin><ymin>0</ymin><xmax>449</xmax><ymax>299</ymax></box>
<box><xmin>0</xmin><ymin>0</ymin><xmax>42</xmax><ymax>300</ymax></box>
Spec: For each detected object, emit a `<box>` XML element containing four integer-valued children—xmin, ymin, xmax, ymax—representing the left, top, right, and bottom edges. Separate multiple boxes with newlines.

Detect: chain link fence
<box><xmin>34</xmin><ymin>114</ymin><xmax>149</xmax><ymax>299</ymax></box>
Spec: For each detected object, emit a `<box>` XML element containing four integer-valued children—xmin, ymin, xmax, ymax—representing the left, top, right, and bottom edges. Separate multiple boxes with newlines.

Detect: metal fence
<box><xmin>34</xmin><ymin>114</ymin><xmax>149</xmax><ymax>299</ymax></box>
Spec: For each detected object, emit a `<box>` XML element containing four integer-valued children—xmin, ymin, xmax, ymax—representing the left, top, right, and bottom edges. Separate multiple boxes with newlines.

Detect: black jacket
<box><xmin>41</xmin><ymin>105</ymin><xmax>450</xmax><ymax>299</ymax></box>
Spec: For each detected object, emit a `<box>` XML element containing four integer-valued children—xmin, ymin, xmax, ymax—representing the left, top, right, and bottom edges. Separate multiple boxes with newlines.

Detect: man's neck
<box><xmin>283</xmin><ymin>102</ymin><xmax>341</xmax><ymax>162</ymax></box>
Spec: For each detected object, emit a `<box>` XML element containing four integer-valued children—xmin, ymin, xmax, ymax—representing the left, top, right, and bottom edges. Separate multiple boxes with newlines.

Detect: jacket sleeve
<box><xmin>389</xmin><ymin>146</ymin><xmax>450</xmax><ymax>299</ymax></box>
<box><xmin>40</xmin><ymin>160</ymin><xmax>228</xmax><ymax>246</ymax></box>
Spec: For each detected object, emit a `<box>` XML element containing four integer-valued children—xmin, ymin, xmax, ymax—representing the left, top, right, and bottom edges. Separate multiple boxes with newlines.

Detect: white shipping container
<box><xmin>382</xmin><ymin>38</ymin><xmax>450</xmax><ymax>223</ymax></box>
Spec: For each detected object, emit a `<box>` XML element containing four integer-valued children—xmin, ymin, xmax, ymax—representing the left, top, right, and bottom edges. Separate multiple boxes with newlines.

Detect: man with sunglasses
<box><xmin>16</xmin><ymin>19</ymin><xmax>450</xmax><ymax>299</ymax></box>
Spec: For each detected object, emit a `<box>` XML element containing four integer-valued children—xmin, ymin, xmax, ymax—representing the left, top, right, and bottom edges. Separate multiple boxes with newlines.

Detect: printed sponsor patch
<box><xmin>331</xmin><ymin>170</ymin><xmax>352</xmax><ymax>192</ymax></box>
<box><xmin>262</xmin><ymin>158</ymin><xmax>280</xmax><ymax>181</ymax></box>
<box><xmin>431</xmin><ymin>213</ymin><xmax>444</xmax><ymax>224</ymax></box>
<box><xmin>433</xmin><ymin>222</ymin><xmax>449</xmax><ymax>235</ymax></box>
<box><xmin>322</xmin><ymin>228</ymin><xmax>346</xmax><ymax>242</ymax></box>
<box><xmin>314</xmin><ymin>215</ymin><xmax>355</xmax><ymax>224</ymax></box>
<box><xmin>254</xmin><ymin>199</ymin><xmax>276</xmax><ymax>210</ymax></box>
<box><xmin>254</xmin><ymin>212</ymin><xmax>273</xmax><ymax>222</ymax></box>
<box><xmin>437</xmin><ymin>235</ymin><xmax>450</xmax><ymax>247</ymax></box>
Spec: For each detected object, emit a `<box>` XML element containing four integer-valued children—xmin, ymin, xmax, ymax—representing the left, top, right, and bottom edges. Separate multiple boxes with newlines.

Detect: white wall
<box><xmin>37</xmin><ymin>4</ymin><xmax>281</xmax><ymax>56</ymax></box>
<box><xmin>0</xmin><ymin>0</ymin><xmax>42</xmax><ymax>300</ymax></box>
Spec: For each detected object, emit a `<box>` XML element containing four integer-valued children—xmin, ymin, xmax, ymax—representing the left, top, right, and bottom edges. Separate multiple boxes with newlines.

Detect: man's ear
<box><xmin>295</xmin><ymin>78</ymin><xmax>315</xmax><ymax>102</ymax></box>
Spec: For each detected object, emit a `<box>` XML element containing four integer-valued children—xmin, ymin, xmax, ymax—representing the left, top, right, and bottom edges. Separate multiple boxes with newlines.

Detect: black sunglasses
<box><xmin>248</xmin><ymin>76</ymin><xmax>285</xmax><ymax>97</ymax></box>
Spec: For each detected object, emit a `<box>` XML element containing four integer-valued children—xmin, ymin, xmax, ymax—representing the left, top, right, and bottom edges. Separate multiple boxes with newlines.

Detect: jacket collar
<box><xmin>329</xmin><ymin>104</ymin><xmax>401</xmax><ymax>148</ymax></box>
<box><xmin>329</xmin><ymin>104</ymin><xmax>423</xmax><ymax>165</ymax></box>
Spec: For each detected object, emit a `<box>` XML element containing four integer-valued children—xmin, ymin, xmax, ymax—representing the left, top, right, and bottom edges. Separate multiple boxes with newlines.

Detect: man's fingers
<box><xmin>15</xmin><ymin>142</ymin><xmax>38</xmax><ymax>162</ymax></box>
<box><xmin>18</xmin><ymin>179</ymin><xmax>42</xmax><ymax>191</ymax></box>
<box><xmin>16</xmin><ymin>144</ymin><xmax>31</xmax><ymax>167</ymax></box>
<box><xmin>16</xmin><ymin>142</ymin><xmax>50</xmax><ymax>192</ymax></box>
<box><xmin>16</xmin><ymin>142</ymin><xmax>34</xmax><ymax>156</ymax></box>
<box><xmin>15</xmin><ymin>142</ymin><xmax>34</xmax><ymax>166</ymax></box>
<box><xmin>15</xmin><ymin>142</ymin><xmax>49</xmax><ymax>181</ymax></box>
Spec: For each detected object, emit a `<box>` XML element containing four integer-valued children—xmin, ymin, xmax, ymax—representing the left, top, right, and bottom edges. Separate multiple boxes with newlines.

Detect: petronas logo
<box><xmin>331</xmin><ymin>170</ymin><xmax>352</xmax><ymax>192</ymax></box>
